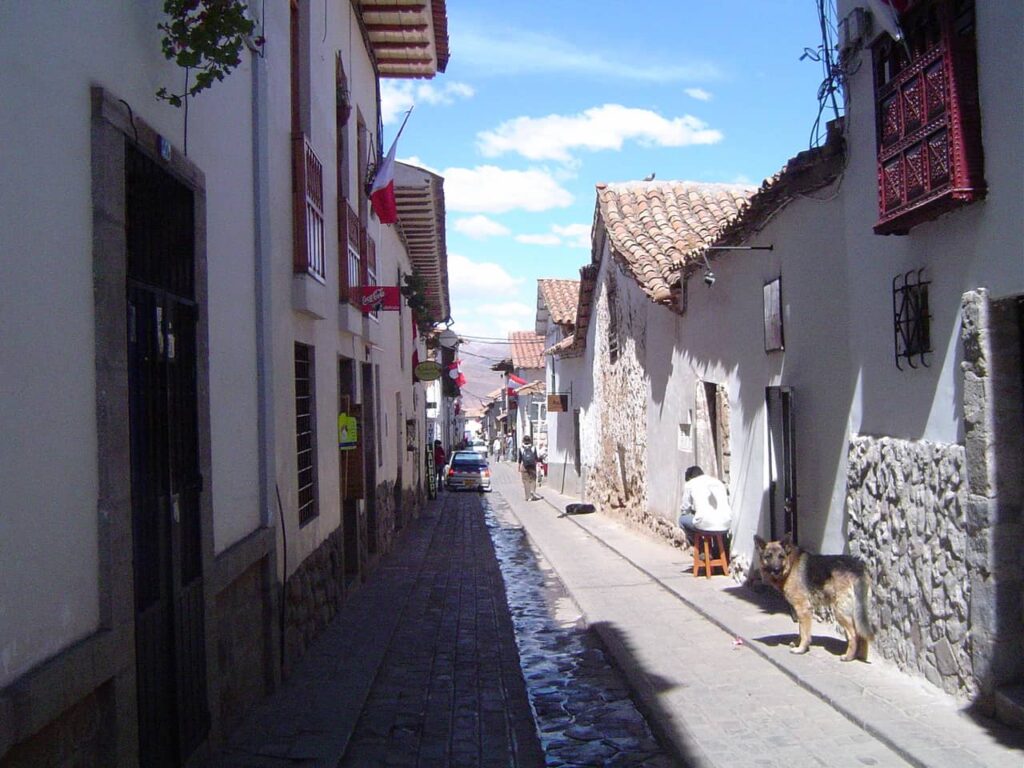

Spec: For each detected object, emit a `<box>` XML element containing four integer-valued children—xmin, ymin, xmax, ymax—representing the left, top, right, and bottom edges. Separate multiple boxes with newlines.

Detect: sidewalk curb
<box><xmin>529</xmin><ymin>490</ymin><xmax>1014</xmax><ymax>768</ymax></box>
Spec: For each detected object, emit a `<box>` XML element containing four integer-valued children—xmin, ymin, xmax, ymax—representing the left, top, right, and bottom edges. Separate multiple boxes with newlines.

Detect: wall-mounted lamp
<box><xmin>699</xmin><ymin>245</ymin><xmax>774</xmax><ymax>287</ymax></box>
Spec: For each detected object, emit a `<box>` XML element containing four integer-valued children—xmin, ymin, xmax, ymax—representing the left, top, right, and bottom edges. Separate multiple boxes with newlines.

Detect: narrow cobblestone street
<box><xmin>211</xmin><ymin>463</ymin><xmax>1023</xmax><ymax>767</ymax></box>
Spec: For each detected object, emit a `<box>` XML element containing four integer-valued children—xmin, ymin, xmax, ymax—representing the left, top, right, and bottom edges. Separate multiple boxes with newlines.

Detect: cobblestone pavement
<box><xmin>339</xmin><ymin>490</ymin><xmax>543</xmax><ymax>767</ymax></box>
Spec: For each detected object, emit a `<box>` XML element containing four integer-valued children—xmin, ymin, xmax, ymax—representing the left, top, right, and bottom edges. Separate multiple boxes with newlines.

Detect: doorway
<box><xmin>361</xmin><ymin>362</ymin><xmax>378</xmax><ymax>554</ymax></box>
<box><xmin>766</xmin><ymin>386</ymin><xmax>797</xmax><ymax>542</ymax></box>
<box><xmin>125</xmin><ymin>144</ymin><xmax>208</xmax><ymax>766</ymax></box>
<box><xmin>339</xmin><ymin>358</ymin><xmax>360</xmax><ymax>586</ymax></box>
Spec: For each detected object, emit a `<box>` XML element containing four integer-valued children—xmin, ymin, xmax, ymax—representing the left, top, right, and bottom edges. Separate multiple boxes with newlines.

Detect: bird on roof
<box><xmin>642</xmin><ymin>172</ymin><xmax>656</xmax><ymax>181</ymax></box>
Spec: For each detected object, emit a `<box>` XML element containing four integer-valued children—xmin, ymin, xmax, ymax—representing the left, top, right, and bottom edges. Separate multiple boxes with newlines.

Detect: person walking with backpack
<box><xmin>518</xmin><ymin>435</ymin><xmax>543</xmax><ymax>501</ymax></box>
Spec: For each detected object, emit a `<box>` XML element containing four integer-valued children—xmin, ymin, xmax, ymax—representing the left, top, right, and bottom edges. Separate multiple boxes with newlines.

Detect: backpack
<box><xmin>520</xmin><ymin>446</ymin><xmax>537</xmax><ymax>469</ymax></box>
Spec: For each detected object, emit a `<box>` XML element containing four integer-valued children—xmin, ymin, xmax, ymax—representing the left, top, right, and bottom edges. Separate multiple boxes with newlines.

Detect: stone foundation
<box><xmin>0</xmin><ymin>683</ymin><xmax>114</xmax><ymax>768</ymax></box>
<box><xmin>216</xmin><ymin>559</ymin><xmax>272</xmax><ymax>733</ymax></box>
<box><xmin>846</xmin><ymin>435</ymin><xmax>972</xmax><ymax>696</ymax></box>
<box><xmin>283</xmin><ymin>528</ymin><xmax>346</xmax><ymax>672</ymax></box>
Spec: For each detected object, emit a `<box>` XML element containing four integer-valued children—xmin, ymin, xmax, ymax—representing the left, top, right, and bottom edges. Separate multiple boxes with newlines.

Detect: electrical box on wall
<box><xmin>838</xmin><ymin>6</ymin><xmax>871</xmax><ymax>58</ymax></box>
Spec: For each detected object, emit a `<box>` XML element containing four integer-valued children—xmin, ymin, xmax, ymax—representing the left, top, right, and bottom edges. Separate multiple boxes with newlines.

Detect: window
<box><xmin>365</xmin><ymin>235</ymin><xmax>378</xmax><ymax>320</ymax></box>
<box><xmin>292</xmin><ymin>135</ymin><xmax>325</xmax><ymax>280</ymax></box>
<box><xmin>763</xmin><ymin>277</ymin><xmax>784</xmax><ymax>352</ymax></box>
<box><xmin>341</xmin><ymin>202</ymin><xmax>361</xmax><ymax>304</ymax></box>
<box><xmin>295</xmin><ymin>343</ymin><xmax>319</xmax><ymax>524</ymax></box>
<box><xmin>607</xmin><ymin>278</ymin><xmax>620</xmax><ymax>364</ymax></box>
<box><xmin>893</xmin><ymin>268</ymin><xmax>932</xmax><ymax>369</ymax></box>
<box><xmin>872</xmin><ymin>0</ymin><xmax>985</xmax><ymax>235</ymax></box>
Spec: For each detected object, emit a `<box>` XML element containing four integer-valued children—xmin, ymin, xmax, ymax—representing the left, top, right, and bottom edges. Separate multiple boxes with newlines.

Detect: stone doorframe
<box><xmin>960</xmin><ymin>288</ymin><xmax>1024</xmax><ymax>711</ymax></box>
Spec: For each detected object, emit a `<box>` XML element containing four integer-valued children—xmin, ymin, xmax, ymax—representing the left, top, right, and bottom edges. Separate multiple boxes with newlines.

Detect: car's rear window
<box><xmin>452</xmin><ymin>458</ymin><xmax>485</xmax><ymax>470</ymax></box>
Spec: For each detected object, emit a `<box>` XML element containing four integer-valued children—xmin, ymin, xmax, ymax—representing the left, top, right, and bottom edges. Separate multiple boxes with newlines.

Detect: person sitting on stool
<box><xmin>677</xmin><ymin>465</ymin><xmax>732</xmax><ymax>544</ymax></box>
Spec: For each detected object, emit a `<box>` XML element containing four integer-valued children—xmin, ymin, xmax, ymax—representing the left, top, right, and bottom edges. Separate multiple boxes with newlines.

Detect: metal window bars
<box><xmin>893</xmin><ymin>268</ymin><xmax>932</xmax><ymax>370</ymax></box>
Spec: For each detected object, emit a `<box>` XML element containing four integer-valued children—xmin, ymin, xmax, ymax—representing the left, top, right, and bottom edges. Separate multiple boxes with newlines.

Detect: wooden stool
<box><xmin>692</xmin><ymin>530</ymin><xmax>730</xmax><ymax>578</ymax></box>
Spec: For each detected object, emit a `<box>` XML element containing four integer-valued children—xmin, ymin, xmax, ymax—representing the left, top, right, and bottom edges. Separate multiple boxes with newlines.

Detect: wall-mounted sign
<box><xmin>355</xmin><ymin>285</ymin><xmax>402</xmax><ymax>313</ymax></box>
<box><xmin>415</xmin><ymin>361</ymin><xmax>443</xmax><ymax>381</ymax></box>
<box><xmin>547</xmin><ymin>393</ymin><xmax>569</xmax><ymax>412</ymax></box>
<box><xmin>338</xmin><ymin>412</ymin><xmax>358</xmax><ymax>450</ymax></box>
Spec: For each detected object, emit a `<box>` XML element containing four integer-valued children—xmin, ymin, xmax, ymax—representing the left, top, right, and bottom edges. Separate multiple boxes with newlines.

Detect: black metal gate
<box><xmin>125</xmin><ymin>143</ymin><xmax>208</xmax><ymax>766</ymax></box>
<box><xmin>766</xmin><ymin>386</ymin><xmax>797</xmax><ymax>542</ymax></box>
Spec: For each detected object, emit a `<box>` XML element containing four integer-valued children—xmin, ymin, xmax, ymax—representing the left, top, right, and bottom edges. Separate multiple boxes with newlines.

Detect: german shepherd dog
<box><xmin>754</xmin><ymin>534</ymin><xmax>873</xmax><ymax>662</ymax></box>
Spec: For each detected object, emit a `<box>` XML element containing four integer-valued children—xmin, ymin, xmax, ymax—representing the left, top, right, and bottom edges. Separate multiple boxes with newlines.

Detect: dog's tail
<box><xmin>854</xmin><ymin>575</ymin><xmax>874</xmax><ymax>641</ymax></box>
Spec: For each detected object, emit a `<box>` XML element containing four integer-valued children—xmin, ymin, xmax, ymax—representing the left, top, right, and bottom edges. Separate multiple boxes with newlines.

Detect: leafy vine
<box><xmin>401</xmin><ymin>271</ymin><xmax>434</xmax><ymax>333</ymax></box>
<box><xmin>157</xmin><ymin>0</ymin><xmax>264</xmax><ymax>107</ymax></box>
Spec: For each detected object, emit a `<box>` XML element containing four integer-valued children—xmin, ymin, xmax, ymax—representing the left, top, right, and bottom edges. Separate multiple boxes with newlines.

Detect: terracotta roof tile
<box><xmin>515</xmin><ymin>380</ymin><xmax>546</xmax><ymax>396</ymax></box>
<box><xmin>594</xmin><ymin>121</ymin><xmax>845</xmax><ymax>310</ymax></box>
<box><xmin>597</xmin><ymin>181</ymin><xmax>756</xmax><ymax>303</ymax></box>
<box><xmin>509</xmin><ymin>331</ymin><xmax>545</xmax><ymax>370</ymax></box>
<box><xmin>545</xmin><ymin>333</ymin><xmax>575</xmax><ymax>356</ymax></box>
<box><xmin>537</xmin><ymin>279</ymin><xmax>580</xmax><ymax>327</ymax></box>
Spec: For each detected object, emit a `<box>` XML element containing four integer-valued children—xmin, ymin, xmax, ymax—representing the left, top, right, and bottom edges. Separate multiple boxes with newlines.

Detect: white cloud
<box><xmin>515</xmin><ymin>233</ymin><xmax>562</xmax><ymax>246</ymax></box>
<box><xmin>443</xmin><ymin>165</ymin><xmax>574</xmax><ymax>213</ymax></box>
<box><xmin>453</xmin><ymin>215</ymin><xmax>511</xmax><ymax>240</ymax></box>
<box><xmin>685</xmin><ymin>87</ymin><xmax>713</xmax><ymax>101</ymax></box>
<box><xmin>452</xmin><ymin>301</ymin><xmax>536</xmax><ymax>340</ymax></box>
<box><xmin>456</xmin><ymin>25</ymin><xmax>720</xmax><ymax>83</ymax></box>
<box><xmin>447</xmin><ymin>253</ymin><xmax>523</xmax><ymax>299</ymax></box>
<box><xmin>553</xmin><ymin>223</ymin><xmax>591</xmax><ymax>248</ymax></box>
<box><xmin>380</xmin><ymin>80</ymin><xmax>475</xmax><ymax>125</ymax></box>
<box><xmin>514</xmin><ymin>223</ymin><xmax>591</xmax><ymax>249</ymax></box>
<box><xmin>478</xmin><ymin>104</ymin><xmax>723</xmax><ymax>163</ymax></box>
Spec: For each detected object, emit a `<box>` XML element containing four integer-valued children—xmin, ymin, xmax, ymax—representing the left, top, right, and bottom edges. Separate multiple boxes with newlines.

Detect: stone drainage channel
<box><xmin>484</xmin><ymin>498</ymin><xmax>676</xmax><ymax>767</ymax></box>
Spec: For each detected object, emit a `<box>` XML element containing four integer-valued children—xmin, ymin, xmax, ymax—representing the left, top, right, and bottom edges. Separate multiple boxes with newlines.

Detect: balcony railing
<box><xmin>292</xmin><ymin>133</ymin><xmax>325</xmax><ymax>281</ymax></box>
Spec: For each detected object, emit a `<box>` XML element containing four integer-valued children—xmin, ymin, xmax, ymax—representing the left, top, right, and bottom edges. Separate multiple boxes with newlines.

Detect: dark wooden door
<box><xmin>125</xmin><ymin>144</ymin><xmax>208</xmax><ymax>766</ymax></box>
<box><xmin>766</xmin><ymin>386</ymin><xmax>797</xmax><ymax>543</ymax></box>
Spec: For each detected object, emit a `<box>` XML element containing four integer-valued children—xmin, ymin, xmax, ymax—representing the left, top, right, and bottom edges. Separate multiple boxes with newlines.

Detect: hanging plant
<box><xmin>157</xmin><ymin>0</ymin><xmax>264</xmax><ymax>107</ymax></box>
<box><xmin>401</xmin><ymin>271</ymin><xmax>434</xmax><ymax>334</ymax></box>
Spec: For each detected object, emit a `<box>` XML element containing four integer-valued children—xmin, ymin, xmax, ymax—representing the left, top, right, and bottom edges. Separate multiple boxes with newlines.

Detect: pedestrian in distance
<box><xmin>518</xmin><ymin>435</ymin><xmax>544</xmax><ymax>501</ymax></box>
<box><xmin>505</xmin><ymin>433</ymin><xmax>514</xmax><ymax>462</ymax></box>
<box><xmin>493</xmin><ymin>436</ymin><xmax>502</xmax><ymax>461</ymax></box>
<box><xmin>677</xmin><ymin>465</ymin><xmax>732</xmax><ymax>544</ymax></box>
<box><xmin>433</xmin><ymin>440</ymin><xmax>447</xmax><ymax>492</ymax></box>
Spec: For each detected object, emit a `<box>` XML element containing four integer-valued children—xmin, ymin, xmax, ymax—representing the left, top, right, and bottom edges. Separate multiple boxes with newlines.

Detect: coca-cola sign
<box><xmin>355</xmin><ymin>286</ymin><xmax>401</xmax><ymax>313</ymax></box>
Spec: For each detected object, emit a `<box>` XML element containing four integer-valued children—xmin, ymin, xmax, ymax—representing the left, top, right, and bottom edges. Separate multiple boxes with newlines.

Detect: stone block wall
<box><xmin>216</xmin><ymin>560</ymin><xmax>271</xmax><ymax>734</ymax></box>
<box><xmin>283</xmin><ymin>528</ymin><xmax>346</xmax><ymax>672</ymax></box>
<box><xmin>0</xmin><ymin>684</ymin><xmax>114</xmax><ymax>768</ymax></box>
<box><xmin>583</xmin><ymin>268</ymin><xmax>652</xmax><ymax>532</ymax></box>
<box><xmin>846</xmin><ymin>435</ymin><xmax>972</xmax><ymax>696</ymax></box>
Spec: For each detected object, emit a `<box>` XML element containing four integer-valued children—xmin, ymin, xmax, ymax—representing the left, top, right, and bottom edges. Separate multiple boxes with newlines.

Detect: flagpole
<box><xmin>389</xmin><ymin>106</ymin><xmax>414</xmax><ymax>150</ymax></box>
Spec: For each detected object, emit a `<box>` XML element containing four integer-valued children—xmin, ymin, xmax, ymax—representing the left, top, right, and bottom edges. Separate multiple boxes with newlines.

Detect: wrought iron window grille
<box><xmin>893</xmin><ymin>268</ymin><xmax>932</xmax><ymax>370</ymax></box>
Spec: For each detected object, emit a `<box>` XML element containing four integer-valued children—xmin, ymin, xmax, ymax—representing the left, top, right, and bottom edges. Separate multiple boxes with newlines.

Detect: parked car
<box><xmin>470</xmin><ymin>439</ymin><xmax>488</xmax><ymax>457</ymax></box>
<box><xmin>446</xmin><ymin>451</ymin><xmax>492</xmax><ymax>492</ymax></box>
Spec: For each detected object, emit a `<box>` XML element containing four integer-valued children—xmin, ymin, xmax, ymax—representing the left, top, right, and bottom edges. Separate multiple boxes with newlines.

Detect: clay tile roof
<box><xmin>515</xmin><ymin>380</ymin><xmax>546</xmax><ymax>396</ymax></box>
<box><xmin>509</xmin><ymin>331</ymin><xmax>545</xmax><ymax>370</ymax></box>
<box><xmin>597</xmin><ymin>181</ymin><xmax>756</xmax><ymax>304</ymax></box>
<box><xmin>595</xmin><ymin>121</ymin><xmax>845</xmax><ymax>310</ymax></box>
<box><xmin>545</xmin><ymin>333</ymin><xmax>575</xmax><ymax>356</ymax></box>
<box><xmin>537</xmin><ymin>279</ymin><xmax>581</xmax><ymax>327</ymax></box>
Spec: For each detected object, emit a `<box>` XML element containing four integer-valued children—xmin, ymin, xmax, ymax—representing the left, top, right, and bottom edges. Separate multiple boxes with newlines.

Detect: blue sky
<box><xmin>386</xmin><ymin>0</ymin><xmax>832</xmax><ymax>344</ymax></box>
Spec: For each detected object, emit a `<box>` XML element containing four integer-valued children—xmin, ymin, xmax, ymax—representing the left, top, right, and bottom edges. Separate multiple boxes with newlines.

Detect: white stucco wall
<box><xmin>836</xmin><ymin>0</ymin><xmax>1024</xmax><ymax>448</ymax></box>
<box><xmin>0</xmin><ymin>2</ymin><xmax>260</xmax><ymax>685</ymax></box>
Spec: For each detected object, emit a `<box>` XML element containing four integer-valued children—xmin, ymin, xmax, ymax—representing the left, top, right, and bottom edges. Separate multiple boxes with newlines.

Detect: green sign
<box><xmin>338</xmin><ymin>412</ymin><xmax>358</xmax><ymax>450</ymax></box>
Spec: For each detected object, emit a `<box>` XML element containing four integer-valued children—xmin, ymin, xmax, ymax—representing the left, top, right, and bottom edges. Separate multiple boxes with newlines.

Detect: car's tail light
<box><xmin>482</xmin><ymin>469</ymin><xmax>491</xmax><ymax>478</ymax></box>
<box><xmin>448</xmin><ymin>468</ymin><xmax>455</xmax><ymax>477</ymax></box>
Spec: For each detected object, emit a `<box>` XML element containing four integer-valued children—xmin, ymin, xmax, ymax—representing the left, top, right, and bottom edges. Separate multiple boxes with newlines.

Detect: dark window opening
<box><xmin>295</xmin><ymin>342</ymin><xmax>319</xmax><ymax>524</ymax></box>
<box><xmin>893</xmin><ymin>268</ymin><xmax>932</xmax><ymax>369</ymax></box>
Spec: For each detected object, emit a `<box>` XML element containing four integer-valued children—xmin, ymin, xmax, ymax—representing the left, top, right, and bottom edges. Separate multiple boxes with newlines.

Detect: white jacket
<box><xmin>680</xmin><ymin>474</ymin><xmax>732</xmax><ymax>531</ymax></box>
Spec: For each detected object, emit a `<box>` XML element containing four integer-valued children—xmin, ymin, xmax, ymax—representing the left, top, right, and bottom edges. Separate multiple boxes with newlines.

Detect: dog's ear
<box><xmin>753</xmin><ymin>535</ymin><xmax>766</xmax><ymax>552</ymax></box>
<box><xmin>780</xmin><ymin>532</ymin><xmax>794</xmax><ymax>552</ymax></box>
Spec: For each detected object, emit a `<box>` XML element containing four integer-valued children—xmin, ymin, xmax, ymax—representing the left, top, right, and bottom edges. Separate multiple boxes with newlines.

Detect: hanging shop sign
<box><xmin>338</xmin><ymin>412</ymin><xmax>358</xmax><ymax>450</ymax></box>
<box><xmin>356</xmin><ymin>285</ymin><xmax>402</xmax><ymax>313</ymax></box>
<box><xmin>547</xmin><ymin>393</ymin><xmax>569</xmax><ymax>413</ymax></box>
<box><xmin>414</xmin><ymin>361</ymin><xmax>443</xmax><ymax>381</ymax></box>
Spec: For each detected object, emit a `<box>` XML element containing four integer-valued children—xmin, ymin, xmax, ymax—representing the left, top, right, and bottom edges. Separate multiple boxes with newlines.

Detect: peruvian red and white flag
<box><xmin>370</xmin><ymin>136</ymin><xmax>399</xmax><ymax>224</ymax></box>
<box><xmin>508</xmin><ymin>373</ymin><xmax>528</xmax><ymax>386</ymax></box>
<box><xmin>370</xmin><ymin>108</ymin><xmax>413</xmax><ymax>225</ymax></box>
<box><xmin>448</xmin><ymin>360</ymin><xmax>466</xmax><ymax>389</ymax></box>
